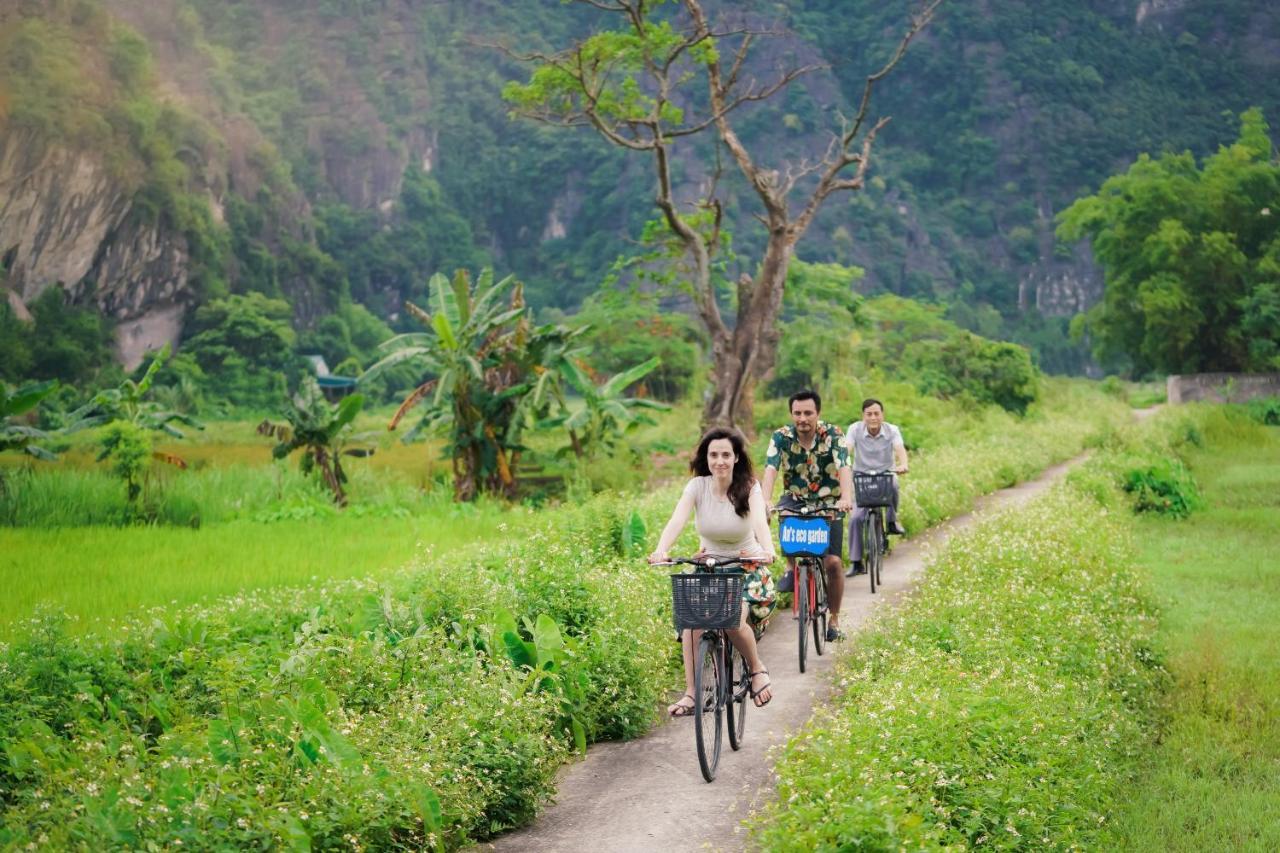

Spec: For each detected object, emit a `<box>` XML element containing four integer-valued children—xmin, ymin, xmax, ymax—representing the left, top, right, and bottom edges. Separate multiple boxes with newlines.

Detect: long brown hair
<box><xmin>690</xmin><ymin>427</ymin><xmax>755</xmax><ymax>517</ymax></box>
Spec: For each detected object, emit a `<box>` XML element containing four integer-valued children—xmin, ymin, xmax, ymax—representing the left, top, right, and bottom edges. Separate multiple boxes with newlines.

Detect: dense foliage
<box><xmin>1059</xmin><ymin>109</ymin><xmax>1280</xmax><ymax>375</ymax></box>
<box><xmin>0</xmin><ymin>291</ymin><xmax>116</xmax><ymax>387</ymax></box>
<box><xmin>0</xmin><ymin>490</ymin><xmax>677</xmax><ymax>849</ymax></box>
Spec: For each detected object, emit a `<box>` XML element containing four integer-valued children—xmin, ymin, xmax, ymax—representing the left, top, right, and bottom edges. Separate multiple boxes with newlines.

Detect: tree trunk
<box><xmin>701</xmin><ymin>232</ymin><xmax>794</xmax><ymax>434</ymax></box>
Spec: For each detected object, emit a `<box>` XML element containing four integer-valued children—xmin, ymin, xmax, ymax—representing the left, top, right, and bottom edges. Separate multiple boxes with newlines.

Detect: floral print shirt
<box><xmin>764</xmin><ymin>421</ymin><xmax>849</xmax><ymax>509</ymax></box>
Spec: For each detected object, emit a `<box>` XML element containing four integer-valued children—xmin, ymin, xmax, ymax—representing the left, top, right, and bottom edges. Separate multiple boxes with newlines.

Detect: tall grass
<box><xmin>0</xmin><ymin>459</ymin><xmax>460</xmax><ymax>528</ymax></box>
<box><xmin>1101</xmin><ymin>414</ymin><xmax>1280</xmax><ymax>850</ymax></box>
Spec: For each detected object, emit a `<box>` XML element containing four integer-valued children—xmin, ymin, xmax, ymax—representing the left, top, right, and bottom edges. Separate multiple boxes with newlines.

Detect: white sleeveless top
<box><xmin>682</xmin><ymin>477</ymin><xmax>766</xmax><ymax>559</ymax></box>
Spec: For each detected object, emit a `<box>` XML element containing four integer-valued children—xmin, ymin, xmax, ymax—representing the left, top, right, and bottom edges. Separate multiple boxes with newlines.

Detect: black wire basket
<box><xmin>670</xmin><ymin>571</ymin><xmax>744</xmax><ymax>631</ymax></box>
<box><xmin>853</xmin><ymin>472</ymin><xmax>895</xmax><ymax>507</ymax></box>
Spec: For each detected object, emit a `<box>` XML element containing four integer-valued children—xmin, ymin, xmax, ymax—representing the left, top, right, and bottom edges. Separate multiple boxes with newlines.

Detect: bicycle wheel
<box><xmin>693</xmin><ymin>634</ymin><xmax>724</xmax><ymax>782</ymax></box>
<box><xmin>812</xmin><ymin>561</ymin><xmax>827</xmax><ymax>656</ymax></box>
<box><xmin>873</xmin><ymin>516</ymin><xmax>885</xmax><ymax>588</ymax></box>
<box><xmin>725</xmin><ymin>641</ymin><xmax>748</xmax><ymax>751</ymax></box>
<box><xmin>796</xmin><ymin>561</ymin><xmax>809</xmax><ymax>674</ymax></box>
<box><xmin>864</xmin><ymin>515</ymin><xmax>878</xmax><ymax>594</ymax></box>
<box><xmin>869</xmin><ymin>512</ymin><xmax>884</xmax><ymax>589</ymax></box>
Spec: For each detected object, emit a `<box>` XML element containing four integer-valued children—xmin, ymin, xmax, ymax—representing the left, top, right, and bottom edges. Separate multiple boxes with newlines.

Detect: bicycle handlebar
<box><xmin>651</xmin><ymin>555</ymin><xmax>771</xmax><ymax>569</ymax></box>
<box><xmin>769</xmin><ymin>505</ymin><xmax>844</xmax><ymax>519</ymax></box>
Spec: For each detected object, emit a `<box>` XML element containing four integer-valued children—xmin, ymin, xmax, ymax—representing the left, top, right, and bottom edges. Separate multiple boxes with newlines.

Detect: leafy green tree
<box><xmin>769</xmin><ymin>260</ymin><xmax>866</xmax><ymax>395</ymax></box>
<box><xmin>0</xmin><ymin>289</ymin><xmax>115</xmax><ymax>385</ymax></box>
<box><xmin>504</xmin><ymin>0</ymin><xmax>939</xmax><ymax>430</ymax></box>
<box><xmin>1058</xmin><ymin>108</ymin><xmax>1280</xmax><ymax>375</ymax></box>
<box><xmin>256</xmin><ymin>379</ymin><xmax>365</xmax><ymax>507</ymax></box>
<box><xmin>572</xmin><ymin>293</ymin><xmax>701</xmax><ymax>402</ymax></box>
<box><xmin>97</xmin><ymin>420</ymin><xmax>152</xmax><ymax>503</ymax></box>
<box><xmin>1</xmin><ymin>380</ymin><xmax>60</xmax><ymax>460</ymax></box>
<box><xmin>181</xmin><ymin>293</ymin><xmax>297</xmax><ymax>409</ymax></box>
<box><xmin>365</xmin><ymin>269</ymin><xmax>588</xmax><ymax>501</ymax></box>
<box><xmin>908</xmin><ymin>333</ymin><xmax>1040</xmax><ymax>414</ymax></box>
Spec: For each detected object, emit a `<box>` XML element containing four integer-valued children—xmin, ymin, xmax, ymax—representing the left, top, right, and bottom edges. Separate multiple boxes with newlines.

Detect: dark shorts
<box><xmin>776</xmin><ymin>494</ymin><xmax>844</xmax><ymax>559</ymax></box>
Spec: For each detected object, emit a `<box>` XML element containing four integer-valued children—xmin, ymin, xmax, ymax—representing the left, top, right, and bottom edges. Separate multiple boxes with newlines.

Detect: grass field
<box><xmin>0</xmin><ymin>505</ymin><xmax>527</xmax><ymax>639</ymax></box>
<box><xmin>1103</xmin><ymin>418</ymin><xmax>1280</xmax><ymax>851</ymax></box>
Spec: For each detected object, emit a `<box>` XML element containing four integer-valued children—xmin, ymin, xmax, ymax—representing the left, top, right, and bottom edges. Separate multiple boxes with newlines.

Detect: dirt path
<box><xmin>482</xmin><ymin>454</ymin><xmax>1089</xmax><ymax>853</ymax></box>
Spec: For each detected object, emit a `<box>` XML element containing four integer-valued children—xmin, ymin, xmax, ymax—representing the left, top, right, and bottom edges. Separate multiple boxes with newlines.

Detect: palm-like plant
<box><xmin>72</xmin><ymin>344</ymin><xmax>203</xmax><ymax>438</ymax></box>
<box><xmin>69</xmin><ymin>345</ymin><xmax>204</xmax><ymax>502</ymax></box>
<box><xmin>551</xmin><ymin>357</ymin><xmax>668</xmax><ymax>459</ymax></box>
<box><xmin>256</xmin><ymin>379</ymin><xmax>366</xmax><ymax>507</ymax></box>
<box><xmin>366</xmin><ymin>269</ymin><xmax>578</xmax><ymax>500</ymax></box>
<box><xmin>1</xmin><ymin>379</ymin><xmax>60</xmax><ymax>460</ymax></box>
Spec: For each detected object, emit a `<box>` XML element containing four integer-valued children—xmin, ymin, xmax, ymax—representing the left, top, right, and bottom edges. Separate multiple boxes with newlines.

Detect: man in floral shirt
<box><xmin>761</xmin><ymin>389</ymin><xmax>854</xmax><ymax>641</ymax></box>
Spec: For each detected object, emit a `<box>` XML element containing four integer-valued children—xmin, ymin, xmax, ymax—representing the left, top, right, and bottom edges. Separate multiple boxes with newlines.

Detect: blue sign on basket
<box><xmin>778</xmin><ymin>515</ymin><xmax>830</xmax><ymax>557</ymax></box>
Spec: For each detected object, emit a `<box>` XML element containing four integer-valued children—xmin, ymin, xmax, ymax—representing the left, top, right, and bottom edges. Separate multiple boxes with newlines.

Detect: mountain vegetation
<box><xmin>2</xmin><ymin>0</ymin><xmax>1278</xmax><ymax>406</ymax></box>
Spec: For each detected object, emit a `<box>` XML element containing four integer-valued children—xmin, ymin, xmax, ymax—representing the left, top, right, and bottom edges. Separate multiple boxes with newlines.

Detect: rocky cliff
<box><xmin>0</xmin><ymin>128</ymin><xmax>190</xmax><ymax>368</ymax></box>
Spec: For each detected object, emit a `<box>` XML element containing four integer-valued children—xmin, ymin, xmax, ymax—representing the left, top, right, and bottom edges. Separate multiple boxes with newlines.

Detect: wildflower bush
<box><xmin>0</xmin><ymin>491</ymin><xmax>677</xmax><ymax>849</ymax></box>
<box><xmin>751</xmin><ymin>412</ymin><xmax>1225</xmax><ymax>850</ymax></box>
<box><xmin>754</xmin><ymin>475</ymin><xmax>1164</xmax><ymax>849</ymax></box>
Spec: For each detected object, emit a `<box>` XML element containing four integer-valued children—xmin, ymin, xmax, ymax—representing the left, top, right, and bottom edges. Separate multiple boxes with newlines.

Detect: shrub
<box><xmin>1122</xmin><ymin>460</ymin><xmax>1201</xmax><ymax>518</ymax></box>
<box><xmin>1243</xmin><ymin>395</ymin><xmax>1280</xmax><ymax>426</ymax></box>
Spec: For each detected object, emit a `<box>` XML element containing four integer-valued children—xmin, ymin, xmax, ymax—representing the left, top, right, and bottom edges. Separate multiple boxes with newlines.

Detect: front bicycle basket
<box><xmin>853</xmin><ymin>473</ymin><xmax>894</xmax><ymax>507</ymax></box>
<box><xmin>670</xmin><ymin>572</ymin><xmax>744</xmax><ymax>631</ymax></box>
<box><xmin>778</xmin><ymin>515</ymin><xmax>830</xmax><ymax>558</ymax></box>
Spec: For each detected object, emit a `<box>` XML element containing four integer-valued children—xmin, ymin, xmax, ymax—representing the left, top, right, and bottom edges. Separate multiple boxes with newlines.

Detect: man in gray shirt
<box><xmin>845</xmin><ymin>398</ymin><xmax>909</xmax><ymax>575</ymax></box>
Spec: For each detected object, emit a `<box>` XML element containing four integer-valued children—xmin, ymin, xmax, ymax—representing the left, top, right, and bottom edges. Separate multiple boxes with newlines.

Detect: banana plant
<box><xmin>71</xmin><ymin>344</ymin><xmax>203</xmax><ymax>439</ymax></box>
<box><xmin>365</xmin><ymin>269</ymin><xmax>567</xmax><ymax>500</ymax></box>
<box><xmin>1</xmin><ymin>379</ymin><xmax>60</xmax><ymax>460</ymax></box>
<box><xmin>63</xmin><ymin>345</ymin><xmax>204</xmax><ymax>502</ymax></box>
<box><xmin>551</xmin><ymin>356</ymin><xmax>668</xmax><ymax>459</ymax></box>
<box><xmin>256</xmin><ymin>378</ymin><xmax>366</xmax><ymax>507</ymax></box>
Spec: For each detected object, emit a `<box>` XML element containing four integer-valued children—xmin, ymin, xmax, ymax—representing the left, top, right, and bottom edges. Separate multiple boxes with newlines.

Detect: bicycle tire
<box><xmin>725</xmin><ymin>641</ymin><xmax>747</xmax><ymax>751</ymax></box>
<box><xmin>812</xmin><ymin>561</ymin><xmax>827</xmax><ymax>656</ymax></box>
<box><xmin>873</xmin><ymin>518</ymin><xmax>884</xmax><ymax>588</ymax></box>
<box><xmin>797</xmin><ymin>560</ymin><xmax>809</xmax><ymax>674</ymax></box>
<box><xmin>864</xmin><ymin>514</ymin><xmax>878</xmax><ymax>594</ymax></box>
<box><xmin>693</xmin><ymin>634</ymin><xmax>724</xmax><ymax>782</ymax></box>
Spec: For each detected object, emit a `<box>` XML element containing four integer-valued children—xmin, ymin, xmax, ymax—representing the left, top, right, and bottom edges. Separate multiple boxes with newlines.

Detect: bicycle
<box><xmin>853</xmin><ymin>471</ymin><xmax>895</xmax><ymax>594</ymax></box>
<box><xmin>774</xmin><ymin>506</ymin><xmax>842</xmax><ymax>673</ymax></box>
<box><xmin>661</xmin><ymin>556</ymin><xmax>761</xmax><ymax>782</ymax></box>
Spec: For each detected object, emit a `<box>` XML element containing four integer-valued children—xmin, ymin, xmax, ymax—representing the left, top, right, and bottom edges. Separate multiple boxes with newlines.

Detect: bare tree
<box><xmin>504</xmin><ymin>0</ymin><xmax>941</xmax><ymax>430</ymax></box>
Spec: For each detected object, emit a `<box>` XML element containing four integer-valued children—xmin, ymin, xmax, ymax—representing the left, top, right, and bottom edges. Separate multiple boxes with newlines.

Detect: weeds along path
<box><xmin>482</xmin><ymin>453</ymin><xmax>1091</xmax><ymax>853</ymax></box>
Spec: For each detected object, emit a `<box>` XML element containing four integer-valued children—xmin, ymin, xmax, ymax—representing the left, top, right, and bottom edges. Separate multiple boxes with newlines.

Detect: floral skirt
<box><xmin>743</xmin><ymin>563</ymin><xmax>777</xmax><ymax>626</ymax></box>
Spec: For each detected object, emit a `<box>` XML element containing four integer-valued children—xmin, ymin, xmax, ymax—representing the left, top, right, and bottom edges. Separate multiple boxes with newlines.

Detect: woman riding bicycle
<box><xmin>648</xmin><ymin>427</ymin><xmax>777</xmax><ymax>717</ymax></box>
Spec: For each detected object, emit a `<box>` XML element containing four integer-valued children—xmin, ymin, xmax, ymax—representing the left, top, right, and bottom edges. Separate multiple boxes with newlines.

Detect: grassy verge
<box><xmin>751</xmin><ymin>417</ymin><xmax>1189</xmax><ymax>850</ymax></box>
<box><xmin>1101</xmin><ymin>414</ymin><xmax>1280</xmax><ymax>850</ymax></box>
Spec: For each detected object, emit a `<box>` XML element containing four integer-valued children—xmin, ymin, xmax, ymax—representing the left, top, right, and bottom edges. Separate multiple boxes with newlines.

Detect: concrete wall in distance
<box><xmin>1167</xmin><ymin>373</ymin><xmax>1280</xmax><ymax>404</ymax></box>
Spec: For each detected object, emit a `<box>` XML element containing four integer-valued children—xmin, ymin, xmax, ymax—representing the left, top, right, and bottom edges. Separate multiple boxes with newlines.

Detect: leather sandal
<box><xmin>668</xmin><ymin>693</ymin><xmax>696</xmax><ymax>717</ymax></box>
<box><xmin>748</xmin><ymin>671</ymin><xmax>773</xmax><ymax>707</ymax></box>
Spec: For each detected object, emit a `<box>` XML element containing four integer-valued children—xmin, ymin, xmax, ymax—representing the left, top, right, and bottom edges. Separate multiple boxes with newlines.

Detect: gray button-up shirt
<box><xmin>845</xmin><ymin>421</ymin><xmax>903</xmax><ymax>473</ymax></box>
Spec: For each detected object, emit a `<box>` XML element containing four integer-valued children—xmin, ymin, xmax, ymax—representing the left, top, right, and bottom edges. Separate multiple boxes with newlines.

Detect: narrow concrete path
<box><xmin>483</xmin><ymin>453</ymin><xmax>1089</xmax><ymax>853</ymax></box>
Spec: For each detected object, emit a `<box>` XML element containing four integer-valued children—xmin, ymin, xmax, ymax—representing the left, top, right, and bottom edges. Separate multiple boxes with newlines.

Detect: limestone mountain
<box><xmin>1</xmin><ymin>0</ymin><xmax>1277</xmax><ymax>372</ymax></box>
